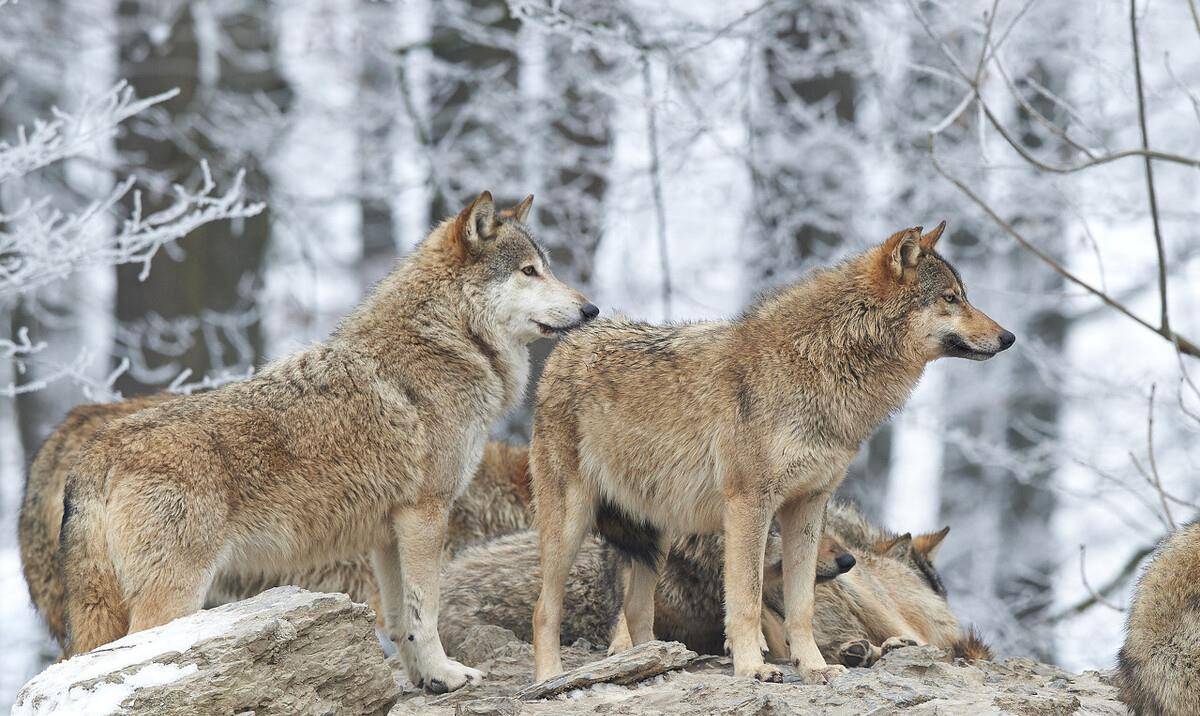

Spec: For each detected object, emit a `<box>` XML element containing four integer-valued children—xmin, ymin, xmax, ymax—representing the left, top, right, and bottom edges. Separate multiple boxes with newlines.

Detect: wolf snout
<box><xmin>997</xmin><ymin>330</ymin><xmax>1016</xmax><ymax>351</ymax></box>
<box><xmin>835</xmin><ymin>553</ymin><xmax>856</xmax><ymax>573</ymax></box>
<box><xmin>580</xmin><ymin>303</ymin><xmax>600</xmax><ymax>321</ymax></box>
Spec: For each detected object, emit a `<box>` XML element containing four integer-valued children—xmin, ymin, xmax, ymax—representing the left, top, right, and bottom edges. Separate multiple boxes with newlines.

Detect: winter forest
<box><xmin>1</xmin><ymin>0</ymin><xmax>1198</xmax><ymax>707</ymax></box>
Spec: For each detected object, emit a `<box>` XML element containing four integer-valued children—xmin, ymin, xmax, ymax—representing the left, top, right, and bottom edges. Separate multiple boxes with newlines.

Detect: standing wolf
<box><xmin>530</xmin><ymin>222</ymin><xmax>1013</xmax><ymax>683</ymax></box>
<box><xmin>18</xmin><ymin>387</ymin><xmax>532</xmax><ymax>647</ymax></box>
<box><xmin>1118</xmin><ymin>520</ymin><xmax>1200</xmax><ymax>716</ymax></box>
<box><xmin>59</xmin><ymin>192</ymin><xmax>596</xmax><ymax>693</ymax></box>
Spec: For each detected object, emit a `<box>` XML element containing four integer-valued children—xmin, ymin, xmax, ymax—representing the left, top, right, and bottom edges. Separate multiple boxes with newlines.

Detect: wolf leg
<box><xmin>370</xmin><ymin>537</ymin><xmax>405</xmax><ymax>642</ymax></box>
<box><xmin>607</xmin><ymin>609</ymin><xmax>634</xmax><ymax>655</ymax></box>
<box><xmin>623</xmin><ymin>547</ymin><xmax>662</xmax><ymax>646</ymax></box>
<box><xmin>778</xmin><ymin>491</ymin><xmax>845</xmax><ymax>685</ymax></box>
<box><xmin>723</xmin><ymin>495</ymin><xmax>781</xmax><ymax>681</ymax></box>
<box><xmin>393</xmin><ymin>500</ymin><xmax>481</xmax><ymax>694</ymax></box>
<box><xmin>532</xmin><ymin>479</ymin><xmax>594</xmax><ymax>681</ymax></box>
<box><xmin>761</xmin><ymin>607</ymin><xmax>789</xmax><ymax>661</ymax></box>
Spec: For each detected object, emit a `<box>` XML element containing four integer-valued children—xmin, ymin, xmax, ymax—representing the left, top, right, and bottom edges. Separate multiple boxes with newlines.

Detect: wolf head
<box><xmin>872</xmin><ymin>222</ymin><xmax>1015</xmax><ymax>361</ymax></box>
<box><xmin>815</xmin><ymin>535</ymin><xmax>857</xmax><ymax>582</ymax></box>
<box><xmin>451</xmin><ymin>191</ymin><xmax>599</xmax><ymax>344</ymax></box>
<box><xmin>875</xmin><ymin>526</ymin><xmax>950</xmax><ymax>597</ymax></box>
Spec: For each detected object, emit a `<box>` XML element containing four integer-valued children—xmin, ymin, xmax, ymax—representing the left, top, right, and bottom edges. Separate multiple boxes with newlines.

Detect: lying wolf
<box><xmin>58</xmin><ymin>192</ymin><xmax>595</xmax><ymax>693</ymax></box>
<box><xmin>440</xmin><ymin>502</ymin><xmax>990</xmax><ymax>666</ymax></box>
<box><xmin>21</xmin><ymin>394</ymin><xmax>532</xmax><ymax>649</ymax></box>
<box><xmin>1119</xmin><ymin>520</ymin><xmax>1200</xmax><ymax>716</ymax></box>
<box><xmin>438</xmin><ymin>529</ymin><xmax>855</xmax><ymax>661</ymax></box>
<box><xmin>530</xmin><ymin>221</ymin><xmax>1013</xmax><ymax>682</ymax></box>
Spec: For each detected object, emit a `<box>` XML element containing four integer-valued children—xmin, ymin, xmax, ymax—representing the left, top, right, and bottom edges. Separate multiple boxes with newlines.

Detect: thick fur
<box><xmin>19</xmin><ymin>390</ymin><xmax>533</xmax><ymax>648</ymax></box>
<box><xmin>1118</xmin><ymin>521</ymin><xmax>1200</xmax><ymax>716</ymax></box>
<box><xmin>529</xmin><ymin>222</ymin><xmax>1013</xmax><ymax>682</ymax></box>
<box><xmin>58</xmin><ymin>192</ymin><xmax>593</xmax><ymax>693</ymax></box>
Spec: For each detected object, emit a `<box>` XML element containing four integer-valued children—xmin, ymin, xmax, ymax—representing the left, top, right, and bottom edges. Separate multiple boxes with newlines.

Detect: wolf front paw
<box><xmin>837</xmin><ymin>639</ymin><xmax>878</xmax><ymax>668</ymax></box>
<box><xmin>880</xmin><ymin>636</ymin><xmax>920</xmax><ymax>656</ymax></box>
<box><xmin>414</xmin><ymin>658</ymin><xmax>483</xmax><ymax>694</ymax></box>
<box><xmin>797</xmin><ymin>664</ymin><xmax>847</xmax><ymax>685</ymax></box>
<box><xmin>735</xmin><ymin>661</ymin><xmax>784</xmax><ymax>682</ymax></box>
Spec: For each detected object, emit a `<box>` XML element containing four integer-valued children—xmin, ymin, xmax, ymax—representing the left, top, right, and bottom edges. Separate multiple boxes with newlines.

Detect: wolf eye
<box><xmin>941</xmin><ymin>293</ymin><xmax>957</xmax><ymax>304</ymax></box>
<box><xmin>521</xmin><ymin>266</ymin><xmax>538</xmax><ymax>277</ymax></box>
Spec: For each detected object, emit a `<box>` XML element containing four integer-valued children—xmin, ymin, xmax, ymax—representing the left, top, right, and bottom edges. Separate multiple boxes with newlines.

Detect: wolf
<box><xmin>20</xmin><ymin>388</ymin><xmax>532</xmax><ymax>647</ymax></box>
<box><xmin>1118</xmin><ymin>520</ymin><xmax>1200</xmax><ymax>716</ymax></box>
<box><xmin>437</xmin><ymin>529</ymin><xmax>854</xmax><ymax>660</ymax></box>
<box><xmin>529</xmin><ymin>222</ymin><xmax>1013</xmax><ymax>683</ymax></box>
<box><xmin>59</xmin><ymin>192</ymin><xmax>596</xmax><ymax>693</ymax></box>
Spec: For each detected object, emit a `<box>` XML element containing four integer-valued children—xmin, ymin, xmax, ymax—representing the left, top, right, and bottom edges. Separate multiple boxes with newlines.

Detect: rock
<box><xmin>453</xmin><ymin>696</ymin><xmax>522</xmax><ymax>715</ymax></box>
<box><xmin>13</xmin><ymin>587</ymin><xmax>399</xmax><ymax>716</ymax></box>
<box><xmin>515</xmin><ymin>640</ymin><xmax>697</xmax><ymax>700</ymax></box>
<box><xmin>454</xmin><ymin>626</ymin><xmax>525</xmax><ymax>668</ymax></box>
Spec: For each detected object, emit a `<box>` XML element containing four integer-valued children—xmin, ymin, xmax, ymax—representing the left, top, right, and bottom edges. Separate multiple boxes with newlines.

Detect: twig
<box><xmin>928</xmin><ymin>135</ymin><xmax>1200</xmax><ymax>359</ymax></box>
<box><xmin>1078</xmin><ymin>545</ymin><xmax>1125</xmax><ymax>613</ymax></box>
<box><xmin>641</xmin><ymin>55</ymin><xmax>672</xmax><ymax>320</ymax></box>
<box><xmin>1129</xmin><ymin>0</ymin><xmax>1170</xmax><ymax>334</ymax></box>
<box><xmin>1045</xmin><ymin>544</ymin><xmax>1154</xmax><ymax>622</ymax></box>
<box><xmin>1143</xmin><ymin>384</ymin><xmax>1178</xmax><ymax>529</ymax></box>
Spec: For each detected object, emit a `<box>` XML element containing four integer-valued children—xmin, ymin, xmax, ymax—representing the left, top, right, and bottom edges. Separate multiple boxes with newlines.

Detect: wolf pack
<box><xmin>15</xmin><ymin>192</ymin><xmax>1193</xmax><ymax>714</ymax></box>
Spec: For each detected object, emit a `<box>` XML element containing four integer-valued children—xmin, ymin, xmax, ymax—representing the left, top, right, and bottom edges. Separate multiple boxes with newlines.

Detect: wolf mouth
<box><xmin>941</xmin><ymin>334</ymin><xmax>997</xmax><ymax>360</ymax></box>
<box><xmin>534</xmin><ymin>320</ymin><xmax>584</xmax><ymax>336</ymax></box>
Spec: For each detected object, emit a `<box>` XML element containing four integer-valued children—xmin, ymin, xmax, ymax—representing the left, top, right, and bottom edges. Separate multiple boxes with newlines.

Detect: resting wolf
<box><xmin>441</xmin><ymin>501</ymin><xmax>991</xmax><ymax>666</ymax></box>
<box><xmin>59</xmin><ymin>192</ymin><xmax>596</xmax><ymax>693</ymax></box>
<box><xmin>530</xmin><ymin>222</ymin><xmax>1013</xmax><ymax>682</ymax></box>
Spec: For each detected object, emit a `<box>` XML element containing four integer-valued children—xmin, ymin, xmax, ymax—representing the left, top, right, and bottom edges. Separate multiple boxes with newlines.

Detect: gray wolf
<box><xmin>1118</xmin><ymin>520</ymin><xmax>1200</xmax><ymax>715</ymax></box>
<box><xmin>20</xmin><ymin>390</ymin><xmax>531</xmax><ymax>646</ymax></box>
<box><xmin>529</xmin><ymin>222</ymin><xmax>1013</xmax><ymax>682</ymax></box>
<box><xmin>59</xmin><ymin>192</ymin><xmax>595</xmax><ymax>694</ymax></box>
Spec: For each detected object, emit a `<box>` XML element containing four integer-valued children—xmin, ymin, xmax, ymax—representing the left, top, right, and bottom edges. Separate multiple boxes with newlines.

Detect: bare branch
<box><xmin>1129</xmin><ymin>0</ymin><xmax>1170</xmax><ymax>335</ymax></box>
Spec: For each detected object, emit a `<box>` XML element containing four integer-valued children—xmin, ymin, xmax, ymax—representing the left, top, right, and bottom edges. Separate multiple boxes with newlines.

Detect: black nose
<box><xmin>998</xmin><ymin>330</ymin><xmax>1016</xmax><ymax>350</ymax></box>
<box><xmin>580</xmin><ymin>303</ymin><xmax>600</xmax><ymax>321</ymax></box>
<box><xmin>835</xmin><ymin>553</ymin><xmax>856</xmax><ymax>573</ymax></box>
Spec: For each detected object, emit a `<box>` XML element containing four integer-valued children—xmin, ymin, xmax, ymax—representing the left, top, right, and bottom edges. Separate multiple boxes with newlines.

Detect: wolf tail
<box><xmin>951</xmin><ymin>626</ymin><xmax>993</xmax><ymax>661</ymax></box>
<box><xmin>18</xmin><ymin>449</ymin><xmax>70</xmax><ymax>647</ymax></box>
<box><xmin>60</xmin><ymin>465</ymin><xmax>128</xmax><ymax>656</ymax></box>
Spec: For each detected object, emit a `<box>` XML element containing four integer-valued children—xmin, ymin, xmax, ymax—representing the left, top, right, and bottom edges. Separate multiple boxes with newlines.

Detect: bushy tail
<box><xmin>951</xmin><ymin>626</ymin><xmax>993</xmax><ymax>662</ymax></box>
<box><xmin>60</xmin><ymin>480</ymin><xmax>128</xmax><ymax>656</ymax></box>
<box><xmin>18</xmin><ymin>459</ymin><xmax>69</xmax><ymax>647</ymax></box>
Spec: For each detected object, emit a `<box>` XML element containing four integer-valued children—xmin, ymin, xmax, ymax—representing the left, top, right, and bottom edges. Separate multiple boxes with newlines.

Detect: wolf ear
<box><xmin>920</xmin><ymin>221</ymin><xmax>946</xmax><ymax>251</ymax></box>
<box><xmin>884</xmin><ymin>228</ymin><xmax>923</xmax><ymax>280</ymax></box>
<box><xmin>455</xmin><ymin>191</ymin><xmax>498</xmax><ymax>254</ymax></box>
<box><xmin>876</xmin><ymin>533</ymin><xmax>913</xmax><ymax>559</ymax></box>
<box><xmin>913</xmin><ymin>526</ymin><xmax>949</xmax><ymax>560</ymax></box>
<box><xmin>501</xmin><ymin>194</ymin><xmax>534</xmax><ymax>223</ymax></box>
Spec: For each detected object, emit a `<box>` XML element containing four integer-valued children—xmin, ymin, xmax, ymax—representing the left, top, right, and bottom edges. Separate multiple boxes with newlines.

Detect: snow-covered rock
<box><xmin>13</xmin><ymin>587</ymin><xmax>398</xmax><ymax>716</ymax></box>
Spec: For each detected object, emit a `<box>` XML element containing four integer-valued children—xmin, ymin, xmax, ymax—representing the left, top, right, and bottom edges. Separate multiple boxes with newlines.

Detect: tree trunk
<box><xmin>113</xmin><ymin>1</ymin><xmax>283</xmax><ymax>394</ymax></box>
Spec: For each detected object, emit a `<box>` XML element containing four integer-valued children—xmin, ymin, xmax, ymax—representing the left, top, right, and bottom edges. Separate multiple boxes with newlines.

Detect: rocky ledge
<box><xmin>15</xmin><ymin>590</ymin><xmax>1124</xmax><ymax>715</ymax></box>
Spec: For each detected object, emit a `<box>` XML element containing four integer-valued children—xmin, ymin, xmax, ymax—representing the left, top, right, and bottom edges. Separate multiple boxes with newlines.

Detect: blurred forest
<box><xmin>1</xmin><ymin>0</ymin><xmax>1198</xmax><ymax>707</ymax></box>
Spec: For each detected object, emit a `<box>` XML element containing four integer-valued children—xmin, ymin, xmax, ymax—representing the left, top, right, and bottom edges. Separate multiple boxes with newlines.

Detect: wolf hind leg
<box><xmin>370</xmin><ymin>537</ymin><xmax>405</xmax><ymax>642</ymax></box>
<box><xmin>623</xmin><ymin>545</ymin><xmax>664</xmax><ymax>646</ymax></box>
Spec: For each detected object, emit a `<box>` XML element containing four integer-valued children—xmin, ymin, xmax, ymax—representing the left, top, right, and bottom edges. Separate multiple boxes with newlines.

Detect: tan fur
<box><xmin>529</xmin><ymin>224</ymin><xmax>1012</xmax><ymax>682</ymax></box>
<box><xmin>1119</xmin><ymin>521</ymin><xmax>1200</xmax><ymax>716</ymax></box>
<box><xmin>57</xmin><ymin>192</ymin><xmax>593</xmax><ymax>693</ymax></box>
<box><xmin>23</xmin><ymin>394</ymin><xmax>533</xmax><ymax>648</ymax></box>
